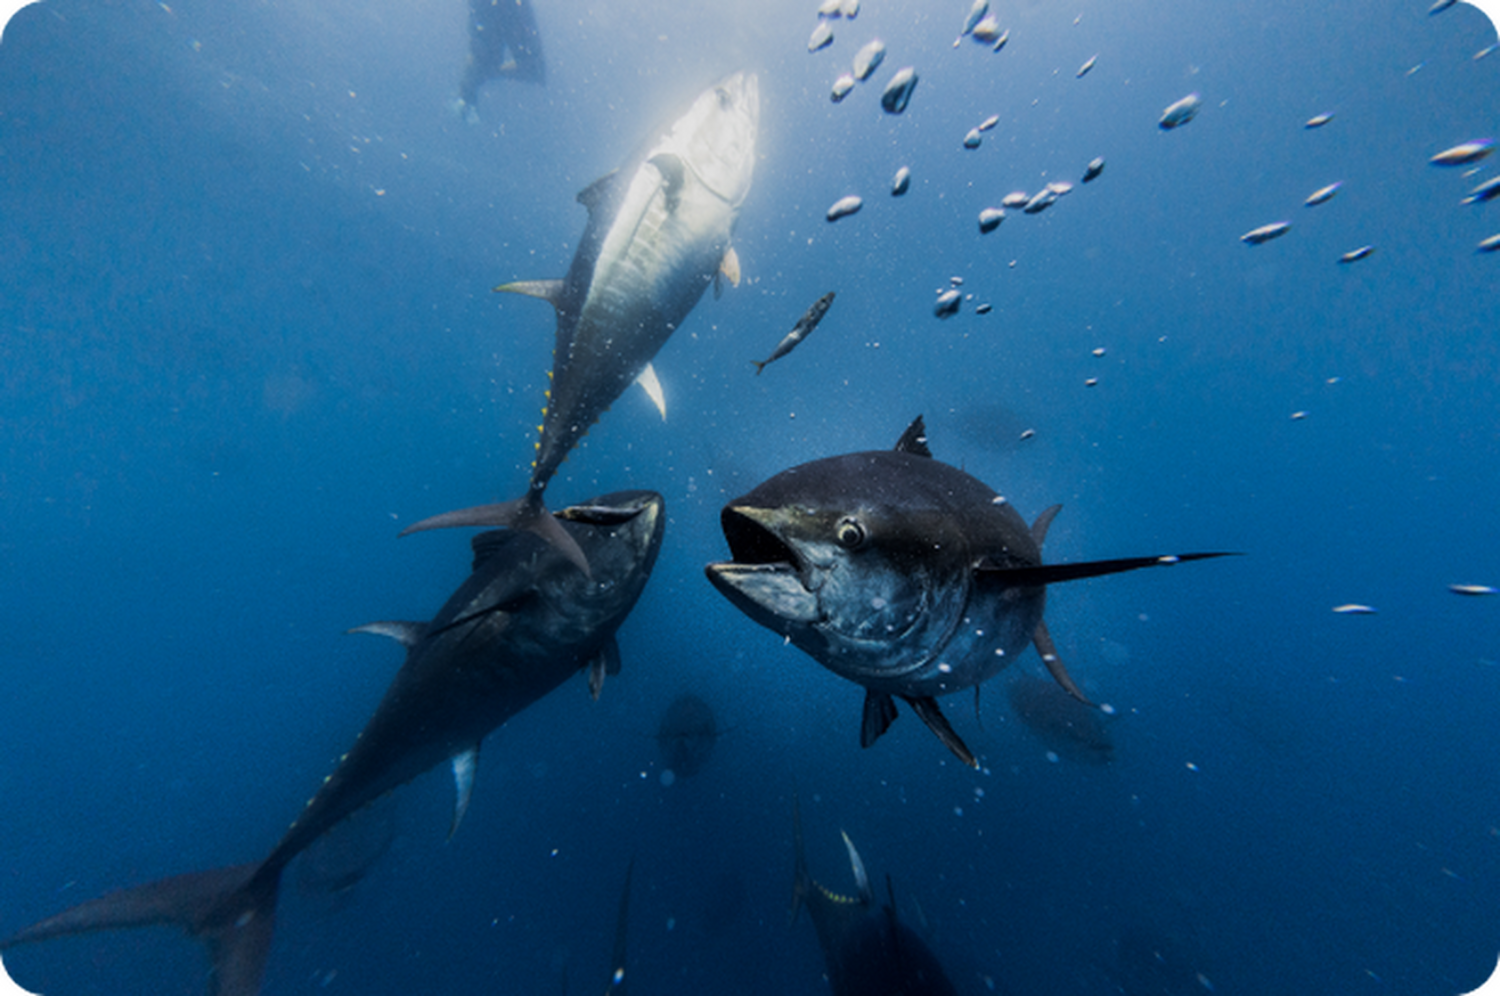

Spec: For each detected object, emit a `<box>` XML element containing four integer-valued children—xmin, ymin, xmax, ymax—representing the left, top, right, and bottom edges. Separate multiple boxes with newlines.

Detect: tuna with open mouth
<box><xmin>705</xmin><ymin>416</ymin><xmax>1233</xmax><ymax>767</ymax></box>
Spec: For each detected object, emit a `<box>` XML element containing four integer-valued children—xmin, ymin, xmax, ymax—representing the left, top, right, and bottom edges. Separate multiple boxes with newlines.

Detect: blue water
<box><xmin>1</xmin><ymin>0</ymin><xmax>1498</xmax><ymax>993</ymax></box>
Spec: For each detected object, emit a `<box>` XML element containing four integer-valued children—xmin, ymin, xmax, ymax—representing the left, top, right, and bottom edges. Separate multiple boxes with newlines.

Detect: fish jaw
<box><xmin>705</xmin><ymin>500</ymin><xmax>968</xmax><ymax>692</ymax></box>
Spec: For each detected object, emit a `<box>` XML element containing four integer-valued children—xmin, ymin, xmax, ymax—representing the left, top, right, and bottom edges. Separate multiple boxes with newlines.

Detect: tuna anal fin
<box><xmin>587</xmin><ymin>637</ymin><xmax>621</xmax><ymax>701</ymax></box>
<box><xmin>1030</xmin><ymin>504</ymin><xmax>1063</xmax><ymax>546</ymax></box>
<box><xmin>901</xmin><ymin>695</ymin><xmax>978</xmax><ymax>768</ymax></box>
<box><xmin>860</xmin><ymin>689</ymin><xmax>899</xmax><ymax>748</ymax></box>
<box><xmin>494</xmin><ymin>279</ymin><xmax>567</xmax><ymax>309</ymax></box>
<box><xmin>347</xmin><ymin>620</ymin><xmax>427</xmax><ymax>647</ymax></box>
<box><xmin>449</xmin><ymin>745</ymin><xmax>480</xmax><ymax>840</ymax></box>
<box><xmin>635</xmin><ymin>362</ymin><xmax>666</xmax><ymax>420</ymax></box>
<box><xmin>1033</xmin><ymin>619</ymin><xmax>1092</xmax><ymax>707</ymax></box>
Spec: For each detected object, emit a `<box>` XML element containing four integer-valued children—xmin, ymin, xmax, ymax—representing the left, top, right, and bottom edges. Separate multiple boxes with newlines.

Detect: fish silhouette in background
<box><xmin>791</xmin><ymin>797</ymin><xmax>958</xmax><ymax>995</ymax></box>
<box><xmin>406</xmin><ymin>73</ymin><xmax>759</xmax><ymax>576</ymax></box>
<box><xmin>656</xmin><ymin>692</ymin><xmax>721</xmax><ymax>778</ymax></box>
<box><xmin>453</xmin><ymin>0</ymin><xmax>545</xmax><ymax>121</ymax></box>
<box><xmin>0</xmin><ymin>491</ymin><xmax>665</xmax><ymax>996</ymax></box>
<box><xmin>1006</xmin><ymin>672</ymin><xmax>1115</xmax><ymax>765</ymax></box>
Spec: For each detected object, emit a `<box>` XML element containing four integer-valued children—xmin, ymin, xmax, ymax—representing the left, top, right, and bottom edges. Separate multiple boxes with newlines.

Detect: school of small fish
<box><xmin>805</xmin><ymin>0</ymin><xmax>1496</xmax><ymax>324</ymax></box>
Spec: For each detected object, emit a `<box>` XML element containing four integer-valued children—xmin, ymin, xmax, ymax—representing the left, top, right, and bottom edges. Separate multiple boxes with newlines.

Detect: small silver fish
<box><xmin>978</xmin><ymin>207</ymin><xmax>1005</xmax><ymax>233</ymax></box>
<box><xmin>831</xmin><ymin>74</ymin><xmax>855</xmax><ymax>102</ymax></box>
<box><xmin>1449</xmin><ymin>584</ymin><xmax>1499</xmax><ymax>596</ymax></box>
<box><xmin>1022</xmin><ymin>188</ymin><xmax>1057</xmax><ymax>214</ymax></box>
<box><xmin>933</xmin><ymin>289</ymin><xmax>962</xmax><ymax>318</ymax></box>
<box><xmin>990</xmin><ymin>28</ymin><xmax>1009</xmax><ymax>52</ymax></box>
<box><xmin>1332</xmin><ymin>604</ymin><xmax>1377</xmax><ymax>614</ymax></box>
<box><xmin>1462</xmin><ymin>175</ymin><xmax>1500</xmax><ymax>204</ymax></box>
<box><xmin>1159</xmin><ymin>93</ymin><xmax>1201</xmax><ymax>130</ymax></box>
<box><xmin>891</xmin><ymin>166</ymin><xmax>911</xmax><ymax>196</ymax></box>
<box><xmin>1047</xmin><ymin>180</ymin><xmax>1074</xmax><ymax>196</ymax></box>
<box><xmin>852</xmin><ymin>39</ymin><xmax>886</xmax><ymax>80</ymax></box>
<box><xmin>959</xmin><ymin>0</ymin><xmax>989</xmax><ymax>37</ymax></box>
<box><xmin>881</xmin><ymin>67</ymin><xmax>918</xmax><ymax>114</ymax></box>
<box><xmin>1338</xmin><ymin>245</ymin><xmax>1375</xmax><ymax>264</ymax></box>
<box><xmin>826</xmin><ymin>195</ymin><xmax>863</xmax><ymax>221</ymax></box>
<box><xmin>963</xmin><ymin>128</ymin><xmax>983</xmax><ymax>149</ymax></box>
<box><xmin>975</xmin><ymin>303</ymin><xmax>993</xmax><ymax>314</ymax></box>
<box><xmin>752</xmin><ymin>292</ymin><xmax>836</xmax><ymax>374</ymax></box>
<box><xmin>1241</xmin><ymin>221</ymin><xmax>1291</xmax><ymax>245</ymax></box>
<box><xmin>972</xmin><ymin>14</ymin><xmax>1004</xmax><ymax>44</ymax></box>
<box><xmin>1430</xmin><ymin>139</ymin><xmax>1495</xmax><ymax>167</ymax></box>
<box><xmin>841</xmin><ymin>0</ymin><xmax>859</xmax><ymax>17</ymax></box>
<box><xmin>1076</xmin><ymin>54</ymin><xmax>1097</xmax><ymax>78</ymax></box>
<box><xmin>1478</xmin><ymin>233</ymin><xmax>1500</xmax><ymax>253</ymax></box>
<box><xmin>808</xmin><ymin>21</ymin><xmax>834</xmax><ymax>52</ymax></box>
<box><xmin>1002</xmin><ymin>190</ymin><xmax>1030</xmax><ymax>208</ymax></box>
<box><xmin>1304</xmin><ymin>182</ymin><xmax>1342</xmax><ymax>207</ymax></box>
<box><xmin>1082</xmin><ymin>157</ymin><xmax>1105</xmax><ymax>182</ymax></box>
<box><xmin>978</xmin><ymin>114</ymin><xmax>999</xmax><ymax>132</ymax></box>
<box><xmin>1304</xmin><ymin>113</ymin><xmax>1334</xmax><ymax>128</ymax></box>
<box><xmin>1429</xmin><ymin>0</ymin><xmax>1458</xmax><ymax>13</ymax></box>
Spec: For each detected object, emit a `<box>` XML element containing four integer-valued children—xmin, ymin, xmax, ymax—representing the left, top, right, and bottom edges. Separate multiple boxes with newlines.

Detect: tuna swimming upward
<box><xmin>405</xmin><ymin>72</ymin><xmax>759</xmax><ymax>574</ymax></box>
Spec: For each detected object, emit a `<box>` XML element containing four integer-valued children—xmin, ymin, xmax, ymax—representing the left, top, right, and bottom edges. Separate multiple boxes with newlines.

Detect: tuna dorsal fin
<box><xmin>893</xmin><ymin>416</ymin><xmax>932</xmax><ymax>457</ymax></box>
<box><xmin>576</xmin><ymin>169</ymin><xmax>619</xmax><ymax>213</ymax></box>
<box><xmin>860</xmin><ymin>689</ymin><xmax>899</xmax><ymax>748</ymax></box>
<box><xmin>1033</xmin><ymin>619</ymin><xmax>1093</xmax><ymax>706</ymax></box>
<box><xmin>1030</xmin><ymin>504</ymin><xmax>1063</xmax><ymax>547</ymax></box>
<box><xmin>587</xmin><ymin>637</ymin><xmax>622</xmax><ymax>701</ymax></box>
<box><xmin>650</xmin><ymin>152</ymin><xmax>686</xmax><ymax>212</ymax></box>
<box><xmin>493</xmin><ymin>279</ymin><xmax>567</xmax><ymax>310</ymax></box>
<box><xmin>976</xmin><ymin>551</ymin><xmax>1237</xmax><ymax>587</ymax></box>
<box><xmin>635</xmin><ymin>362</ymin><xmax>666</xmax><ymax>420</ymax></box>
<box><xmin>901</xmin><ymin>694</ymin><xmax>978</xmax><ymax>768</ymax></box>
<box><xmin>448</xmin><ymin>744</ymin><xmax>480</xmax><ymax>840</ymax></box>
<box><xmin>347</xmin><ymin>620</ymin><xmax>427</xmax><ymax>647</ymax></box>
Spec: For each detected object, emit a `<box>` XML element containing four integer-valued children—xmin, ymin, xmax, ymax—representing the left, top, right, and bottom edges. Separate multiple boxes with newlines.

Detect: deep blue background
<box><xmin>1</xmin><ymin>0</ymin><xmax>1498</xmax><ymax>993</ymax></box>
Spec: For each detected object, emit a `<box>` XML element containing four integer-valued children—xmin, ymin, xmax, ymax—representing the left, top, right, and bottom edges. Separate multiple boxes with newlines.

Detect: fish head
<box><xmin>663</xmin><ymin>71</ymin><xmax>759</xmax><ymax>209</ymax></box>
<box><xmin>705</xmin><ymin>453</ymin><xmax>980</xmax><ymax>692</ymax></box>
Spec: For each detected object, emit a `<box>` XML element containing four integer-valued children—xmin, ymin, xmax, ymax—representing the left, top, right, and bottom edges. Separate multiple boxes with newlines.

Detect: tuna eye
<box><xmin>835</xmin><ymin>517</ymin><xmax>866</xmax><ymax>549</ymax></box>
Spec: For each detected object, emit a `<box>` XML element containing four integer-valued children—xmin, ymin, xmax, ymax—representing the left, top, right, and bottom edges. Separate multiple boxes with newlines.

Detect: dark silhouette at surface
<box><xmin>456</xmin><ymin>0</ymin><xmax>545</xmax><ymax>119</ymax></box>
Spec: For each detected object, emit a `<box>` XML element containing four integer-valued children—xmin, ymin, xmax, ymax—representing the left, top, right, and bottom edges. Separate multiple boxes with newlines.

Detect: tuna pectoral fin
<box><xmin>977</xmin><ymin>551</ymin><xmax>1237</xmax><ymax>586</ymax></box>
<box><xmin>901</xmin><ymin>695</ymin><xmax>979</xmax><ymax>769</ymax></box>
<box><xmin>1033</xmin><ymin>620</ymin><xmax>1092</xmax><ymax>707</ymax></box>
<box><xmin>1</xmin><ymin>862</ymin><xmax>278</xmax><ymax>996</ymax></box>
<box><xmin>449</xmin><ymin>745</ymin><xmax>480</xmax><ymax>840</ymax></box>
<box><xmin>586</xmin><ymin>637</ymin><xmax>622</xmax><ymax>701</ymax></box>
<box><xmin>860</xmin><ymin>689</ymin><xmax>899</xmax><ymax>749</ymax></box>
<box><xmin>400</xmin><ymin>496</ymin><xmax>591</xmax><ymax>578</ymax></box>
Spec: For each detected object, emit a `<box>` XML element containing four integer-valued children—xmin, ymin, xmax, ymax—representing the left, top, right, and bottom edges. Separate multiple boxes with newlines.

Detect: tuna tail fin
<box><xmin>399</xmin><ymin>493</ymin><xmax>591</xmax><ymax>578</ymax></box>
<box><xmin>750</xmin><ymin>359</ymin><xmax>768</xmax><ymax>375</ymax></box>
<box><xmin>0</xmin><ymin>862</ymin><xmax>280</xmax><ymax>996</ymax></box>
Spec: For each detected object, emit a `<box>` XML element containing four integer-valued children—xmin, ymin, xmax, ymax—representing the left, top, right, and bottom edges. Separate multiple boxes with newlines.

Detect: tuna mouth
<box><xmin>718</xmin><ymin>506</ymin><xmax>799</xmax><ymax>573</ymax></box>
